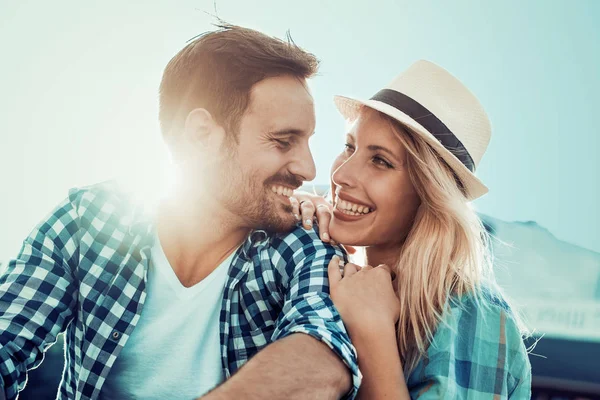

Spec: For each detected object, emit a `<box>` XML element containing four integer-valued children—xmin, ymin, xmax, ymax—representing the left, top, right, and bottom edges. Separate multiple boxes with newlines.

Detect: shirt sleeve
<box><xmin>270</xmin><ymin>226</ymin><xmax>361</xmax><ymax>399</ymax></box>
<box><xmin>0</xmin><ymin>195</ymin><xmax>80</xmax><ymax>400</ymax></box>
<box><xmin>408</xmin><ymin>297</ymin><xmax>532</xmax><ymax>399</ymax></box>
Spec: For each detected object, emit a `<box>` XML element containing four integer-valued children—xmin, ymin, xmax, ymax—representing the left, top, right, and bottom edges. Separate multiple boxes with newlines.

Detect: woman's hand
<box><xmin>327</xmin><ymin>256</ymin><xmax>399</xmax><ymax>339</ymax></box>
<box><xmin>290</xmin><ymin>191</ymin><xmax>334</xmax><ymax>238</ymax></box>
<box><xmin>290</xmin><ymin>191</ymin><xmax>356</xmax><ymax>254</ymax></box>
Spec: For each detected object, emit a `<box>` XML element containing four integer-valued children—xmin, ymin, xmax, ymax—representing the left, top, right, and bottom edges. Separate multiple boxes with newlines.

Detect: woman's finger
<box><xmin>343</xmin><ymin>262</ymin><xmax>359</xmax><ymax>278</ymax></box>
<box><xmin>376</xmin><ymin>264</ymin><xmax>396</xmax><ymax>280</ymax></box>
<box><xmin>289</xmin><ymin>197</ymin><xmax>301</xmax><ymax>221</ymax></box>
<box><xmin>315</xmin><ymin>204</ymin><xmax>333</xmax><ymax>242</ymax></box>
<box><xmin>299</xmin><ymin>200</ymin><xmax>315</xmax><ymax>230</ymax></box>
<box><xmin>328</xmin><ymin>256</ymin><xmax>343</xmax><ymax>288</ymax></box>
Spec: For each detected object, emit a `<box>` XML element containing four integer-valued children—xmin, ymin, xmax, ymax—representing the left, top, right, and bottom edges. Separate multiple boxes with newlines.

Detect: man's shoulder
<box><xmin>65</xmin><ymin>180</ymin><xmax>146</xmax><ymax>231</ymax></box>
<box><xmin>245</xmin><ymin>225</ymin><xmax>345</xmax><ymax>292</ymax></box>
<box><xmin>268</xmin><ymin>224</ymin><xmax>336</xmax><ymax>257</ymax></box>
<box><xmin>258</xmin><ymin>225</ymin><xmax>345</xmax><ymax>274</ymax></box>
<box><xmin>67</xmin><ymin>180</ymin><xmax>130</xmax><ymax>205</ymax></box>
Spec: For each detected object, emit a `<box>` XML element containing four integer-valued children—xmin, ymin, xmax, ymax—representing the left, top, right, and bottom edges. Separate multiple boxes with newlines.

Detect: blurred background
<box><xmin>0</xmin><ymin>0</ymin><xmax>598</xmax><ymax>398</ymax></box>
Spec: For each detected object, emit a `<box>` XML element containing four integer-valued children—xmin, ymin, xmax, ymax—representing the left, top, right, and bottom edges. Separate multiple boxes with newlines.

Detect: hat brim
<box><xmin>334</xmin><ymin>95</ymin><xmax>488</xmax><ymax>201</ymax></box>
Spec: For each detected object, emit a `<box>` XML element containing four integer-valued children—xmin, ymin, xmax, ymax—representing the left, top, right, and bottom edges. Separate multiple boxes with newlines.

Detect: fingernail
<box><xmin>323</xmin><ymin>232</ymin><xmax>330</xmax><ymax>241</ymax></box>
<box><xmin>305</xmin><ymin>219</ymin><xmax>312</xmax><ymax>226</ymax></box>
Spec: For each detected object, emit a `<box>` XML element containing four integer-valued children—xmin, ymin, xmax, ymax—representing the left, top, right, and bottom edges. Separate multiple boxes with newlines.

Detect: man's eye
<box><xmin>275</xmin><ymin>139</ymin><xmax>291</xmax><ymax>149</ymax></box>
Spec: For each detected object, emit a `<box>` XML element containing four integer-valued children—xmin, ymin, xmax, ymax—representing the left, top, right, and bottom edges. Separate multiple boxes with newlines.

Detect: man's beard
<box><xmin>219</xmin><ymin>160</ymin><xmax>303</xmax><ymax>233</ymax></box>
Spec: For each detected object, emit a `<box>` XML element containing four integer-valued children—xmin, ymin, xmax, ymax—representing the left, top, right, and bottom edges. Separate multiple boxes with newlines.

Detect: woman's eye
<box><xmin>373</xmin><ymin>156</ymin><xmax>393</xmax><ymax>169</ymax></box>
<box><xmin>344</xmin><ymin>143</ymin><xmax>355</xmax><ymax>153</ymax></box>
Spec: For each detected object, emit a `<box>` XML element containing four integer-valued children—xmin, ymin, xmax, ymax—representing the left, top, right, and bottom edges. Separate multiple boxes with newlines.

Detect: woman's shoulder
<box><xmin>427</xmin><ymin>287</ymin><xmax>531</xmax><ymax>375</ymax></box>
<box><xmin>424</xmin><ymin>287</ymin><xmax>531</xmax><ymax>372</ymax></box>
<box><xmin>408</xmin><ymin>288</ymin><xmax>532</xmax><ymax>396</ymax></box>
<box><xmin>440</xmin><ymin>287</ymin><xmax>524</xmax><ymax>341</ymax></box>
<box><xmin>448</xmin><ymin>287</ymin><xmax>512</xmax><ymax>317</ymax></box>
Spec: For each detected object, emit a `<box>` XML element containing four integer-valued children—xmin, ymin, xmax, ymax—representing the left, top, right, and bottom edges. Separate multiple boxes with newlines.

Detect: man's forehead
<box><xmin>244</xmin><ymin>75</ymin><xmax>315</xmax><ymax>131</ymax></box>
<box><xmin>247</xmin><ymin>76</ymin><xmax>314</xmax><ymax>111</ymax></box>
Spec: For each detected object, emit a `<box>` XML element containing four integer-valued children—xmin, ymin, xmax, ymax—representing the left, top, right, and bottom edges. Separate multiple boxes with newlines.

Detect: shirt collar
<box><xmin>240</xmin><ymin>229</ymin><xmax>269</xmax><ymax>261</ymax></box>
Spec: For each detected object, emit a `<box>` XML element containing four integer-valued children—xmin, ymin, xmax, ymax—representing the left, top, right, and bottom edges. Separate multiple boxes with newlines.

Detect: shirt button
<box><xmin>112</xmin><ymin>331</ymin><xmax>120</xmax><ymax>340</ymax></box>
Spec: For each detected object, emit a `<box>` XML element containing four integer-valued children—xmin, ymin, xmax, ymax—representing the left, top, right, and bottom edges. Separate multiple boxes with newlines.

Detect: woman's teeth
<box><xmin>334</xmin><ymin>198</ymin><xmax>372</xmax><ymax>215</ymax></box>
<box><xmin>271</xmin><ymin>185</ymin><xmax>294</xmax><ymax>197</ymax></box>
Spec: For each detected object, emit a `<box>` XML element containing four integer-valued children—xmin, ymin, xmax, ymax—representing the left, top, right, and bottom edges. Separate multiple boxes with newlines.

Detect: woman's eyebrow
<box><xmin>367</xmin><ymin>144</ymin><xmax>400</xmax><ymax>162</ymax></box>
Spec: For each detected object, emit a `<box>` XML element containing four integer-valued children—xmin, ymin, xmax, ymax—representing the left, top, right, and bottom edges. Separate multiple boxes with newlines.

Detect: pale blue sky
<box><xmin>0</xmin><ymin>0</ymin><xmax>598</xmax><ymax>258</ymax></box>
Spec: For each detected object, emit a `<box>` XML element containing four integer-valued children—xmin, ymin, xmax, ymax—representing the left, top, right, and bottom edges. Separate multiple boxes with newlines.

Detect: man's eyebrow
<box><xmin>269</xmin><ymin>129</ymin><xmax>314</xmax><ymax>137</ymax></box>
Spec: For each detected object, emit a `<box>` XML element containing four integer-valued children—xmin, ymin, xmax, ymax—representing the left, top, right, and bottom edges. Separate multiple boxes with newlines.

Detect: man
<box><xmin>0</xmin><ymin>24</ymin><xmax>360</xmax><ymax>400</ymax></box>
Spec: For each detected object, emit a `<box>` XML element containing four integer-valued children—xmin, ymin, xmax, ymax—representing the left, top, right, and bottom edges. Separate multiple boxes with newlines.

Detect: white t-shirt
<box><xmin>99</xmin><ymin>232</ymin><xmax>235</xmax><ymax>400</ymax></box>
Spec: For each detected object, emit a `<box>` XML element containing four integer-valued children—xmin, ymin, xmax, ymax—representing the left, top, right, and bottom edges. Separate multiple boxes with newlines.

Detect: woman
<box><xmin>293</xmin><ymin>60</ymin><xmax>531</xmax><ymax>398</ymax></box>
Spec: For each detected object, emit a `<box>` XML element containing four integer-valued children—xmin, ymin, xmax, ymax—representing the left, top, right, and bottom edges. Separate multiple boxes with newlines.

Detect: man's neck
<box><xmin>155</xmin><ymin>194</ymin><xmax>250</xmax><ymax>288</ymax></box>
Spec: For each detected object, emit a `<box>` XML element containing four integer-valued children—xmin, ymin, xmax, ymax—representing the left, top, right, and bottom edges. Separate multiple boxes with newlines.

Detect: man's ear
<box><xmin>183</xmin><ymin>108</ymin><xmax>225</xmax><ymax>150</ymax></box>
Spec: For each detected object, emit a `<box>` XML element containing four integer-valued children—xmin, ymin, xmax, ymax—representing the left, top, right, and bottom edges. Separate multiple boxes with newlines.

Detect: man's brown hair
<box><xmin>159</xmin><ymin>23</ymin><xmax>319</xmax><ymax>144</ymax></box>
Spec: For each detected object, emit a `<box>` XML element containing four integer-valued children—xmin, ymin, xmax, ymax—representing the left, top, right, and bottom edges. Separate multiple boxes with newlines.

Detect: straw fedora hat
<box><xmin>334</xmin><ymin>60</ymin><xmax>491</xmax><ymax>200</ymax></box>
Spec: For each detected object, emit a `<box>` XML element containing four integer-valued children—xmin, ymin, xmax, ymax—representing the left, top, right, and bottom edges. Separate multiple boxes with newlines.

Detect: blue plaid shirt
<box><xmin>0</xmin><ymin>182</ymin><xmax>360</xmax><ymax>400</ymax></box>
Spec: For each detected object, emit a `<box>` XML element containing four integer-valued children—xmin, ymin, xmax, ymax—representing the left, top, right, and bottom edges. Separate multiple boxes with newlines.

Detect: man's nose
<box><xmin>290</xmin><ymin>145</ymin><xmax>317</xmax><ymax>182</ymax></box>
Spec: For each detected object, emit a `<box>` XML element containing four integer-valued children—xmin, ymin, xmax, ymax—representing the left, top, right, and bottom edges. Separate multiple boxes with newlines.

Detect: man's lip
<box><xmin>336</xmin><ymin>192</ymin><xmax>376</xmax><ymax>210</ymax></box>
<box><xmin>269</xmin><ymin>184</ymin><xmax>301</xmax><ymax>191</ymax></box>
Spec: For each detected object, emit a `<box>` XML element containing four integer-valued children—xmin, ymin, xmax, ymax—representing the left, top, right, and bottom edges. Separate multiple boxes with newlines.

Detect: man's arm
<box><xmin>0</xmin><ymin>197</ymin><xmax>79</xmax><ymax>400</ymax></box>
<box><xmin>202</xmin><ymin>333</ymin><xmax>350</xmax><ymax>400</ymax></box>
<box><xmin>204</xmin><ymin>227</ymin><xmax>360</xmax><ymax>399</ymax></box>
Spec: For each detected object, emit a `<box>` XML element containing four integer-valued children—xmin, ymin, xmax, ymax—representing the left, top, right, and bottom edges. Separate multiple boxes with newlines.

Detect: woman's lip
<box><xmin>336</xmin><ymin>192</ymin><xmax>375</xmax><ymax>211</ymax></box>
<box><xmin>333</xmin><ymin>208</ymin><xmax>374</xmax><ymax>222</ymax></box>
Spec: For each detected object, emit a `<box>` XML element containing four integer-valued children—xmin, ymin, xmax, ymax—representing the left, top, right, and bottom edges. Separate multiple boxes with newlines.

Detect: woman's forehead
<box><xmin>351</xmin><ymin>110</ymin><xmax>406</xmax><ymax>144</ymax></box>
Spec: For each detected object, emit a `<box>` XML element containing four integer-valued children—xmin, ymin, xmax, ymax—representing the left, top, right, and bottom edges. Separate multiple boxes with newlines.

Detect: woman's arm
<box><xmin>328</xmin><ymin>257</ymin><xmax>410</xmax><ymax>400</ymax></box>
<box><xmin>351</xmin><ymin>322</ymin><xmax>409</xmax><ymax>400</ymax></box>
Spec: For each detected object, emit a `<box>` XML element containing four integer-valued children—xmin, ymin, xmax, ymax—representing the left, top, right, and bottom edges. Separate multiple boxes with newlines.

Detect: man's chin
<box><xmin>259</xmin><ymin>203</ymin><xmax>297</xmax><ymax>233</ymax></box>
<box><xmin>250</xmin><ymin>197</ymin><xmax>296</xmax><ymax>233</ymax></box>
<box><xmin>261</xmin><ymin>213</ymin><xmax>296</xmax><ymax>233</ymax></box>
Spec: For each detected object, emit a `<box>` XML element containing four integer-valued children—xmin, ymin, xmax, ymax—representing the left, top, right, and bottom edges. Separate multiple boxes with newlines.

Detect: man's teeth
<box><xmin>334</xmin><ymin>198</ymin><xmax>372</xmax><ymax>215</ymax></box>
<box><xmin>270</xmin><ymin>185</ymin><xmax>294</xmax><ymax>197</ymax></box>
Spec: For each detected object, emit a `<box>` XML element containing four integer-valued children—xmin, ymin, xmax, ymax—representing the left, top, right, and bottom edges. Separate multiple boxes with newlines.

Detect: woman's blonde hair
<box><xmin>372</xmin><ymin>109</ymin><xmax>520</xmax><ymax>374</ymax></box>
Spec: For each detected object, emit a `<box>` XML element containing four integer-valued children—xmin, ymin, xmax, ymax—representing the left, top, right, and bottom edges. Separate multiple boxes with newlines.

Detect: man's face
<box><xmin>219</xmin><ymin>75</ymin><xmax>317</xmax><ymax>232</ymax></box>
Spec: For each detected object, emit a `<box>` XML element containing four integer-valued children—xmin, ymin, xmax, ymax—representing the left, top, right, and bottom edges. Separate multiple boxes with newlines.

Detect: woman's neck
<box><xmin>364</xmin><ymin>244</ymin><xmax>402</xmax><ymax>268</ymax></box>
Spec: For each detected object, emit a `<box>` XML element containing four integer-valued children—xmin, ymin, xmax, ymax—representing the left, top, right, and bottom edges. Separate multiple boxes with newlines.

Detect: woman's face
<box><xmin>329</xmin><ymin>109</ymin><xmax>421</xmax><ymax>247</ymax></box>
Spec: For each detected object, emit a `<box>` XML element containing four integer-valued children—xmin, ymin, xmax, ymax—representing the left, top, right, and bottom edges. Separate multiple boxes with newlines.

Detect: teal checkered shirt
<box><xmin>406</xmin><ymin>292</ymin><xmax>531</xmax><ymax>398</ymax></box>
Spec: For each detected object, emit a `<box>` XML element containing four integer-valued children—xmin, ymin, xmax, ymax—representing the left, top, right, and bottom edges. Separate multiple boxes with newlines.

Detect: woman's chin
<box><xmin>329</xmin><ymin>221</ymin><xmax>364</xmax><ymax>247</ymax></box>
